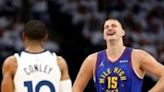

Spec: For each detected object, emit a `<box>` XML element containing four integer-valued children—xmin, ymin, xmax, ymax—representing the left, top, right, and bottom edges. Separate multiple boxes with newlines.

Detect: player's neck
<box><xmin>25</xmin><ymin>42</ymin><xmax>45</xmax><ymax>53</ymax></box>
<box><xmin>106</xmin><ymin>40</ymin><xmax>125</xmax><ymax>56</ymax></box>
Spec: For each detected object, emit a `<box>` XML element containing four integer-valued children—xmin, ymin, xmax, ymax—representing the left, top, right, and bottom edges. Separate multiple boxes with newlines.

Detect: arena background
<box><xmin>0</xmin><ymin>0</ymin><xmax>163</xmax><ymax>92</ymax></box>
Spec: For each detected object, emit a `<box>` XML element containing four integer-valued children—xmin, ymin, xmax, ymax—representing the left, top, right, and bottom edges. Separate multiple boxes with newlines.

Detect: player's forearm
<box><xmin>73</xmin><ymin>85</ymin><xmax>84</xmax><ymax>92</ymax></box>
<box><xmin>149</xmin><ymin>75</ymin><xmax>164</xmax><ymax>92</ymax></box>
<box><xmin>72</xmin><ymin>88</ymin><xmax>83</xmax><ymax>92</ymax></box>
<box><xmin>1</xmin><ymin>79</ymin><xmax>14</xmax><ymax>92</ymax></box>
<box><xmin>73</xmin><ymin>80</ymin><xmax>87</xmax><ymax>92</ymax></box>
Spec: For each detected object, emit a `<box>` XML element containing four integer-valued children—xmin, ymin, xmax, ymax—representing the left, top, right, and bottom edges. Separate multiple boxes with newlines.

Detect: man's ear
<box><xmin>43</xmin><ymin>34</ymin><xmax>48</xmax><ymax>42</ymax></box>
<box><xmin>122</xmin><ymin>29</ymin><xmax>125</xmax><ymax>36</ymax></box>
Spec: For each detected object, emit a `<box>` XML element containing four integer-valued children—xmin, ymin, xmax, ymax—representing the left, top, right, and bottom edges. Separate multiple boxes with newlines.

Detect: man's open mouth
<box><xmin>106</xmin><ymin>29</ymin><xmax>116</xmax><ymax>36</ymax></box>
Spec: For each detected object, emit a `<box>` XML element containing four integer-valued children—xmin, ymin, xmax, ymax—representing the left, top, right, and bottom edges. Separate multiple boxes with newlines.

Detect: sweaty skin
<box><xmin>73</xmin><ymin>19</ymin><xmax>164</xmax><ymax>92</ymax></box>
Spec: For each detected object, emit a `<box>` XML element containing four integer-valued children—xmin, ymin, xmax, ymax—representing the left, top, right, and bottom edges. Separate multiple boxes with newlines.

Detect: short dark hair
<box><xmin>105</xmin><ymin>17</ymin><xmax>126</xmax><ymax>30</ymax></box>
<box><xmin>24</xmin><ymin>20</ymin><xmax>48</xmax><ymax>40</ymax></box>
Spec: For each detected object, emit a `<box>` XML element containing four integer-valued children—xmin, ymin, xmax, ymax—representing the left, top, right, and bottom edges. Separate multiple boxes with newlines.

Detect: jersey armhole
<box><xmin>13</xmin><ymin>53</ymin><xmax>20</xmax><ymax>82</ymax></box>
<box><xmin>51</xmin><ymin>52</ymin><xmax>60</xmax><ymax>69</ymax></box>
<box><xmin>130</xmin><ymin>50</ymin><xmax>144</xmax><ymax>80</ymax></box>
<box><xmin>52</xmin><ymin>52</ymin><xmax>57</xmax><ymax>63</ymax></box>
<box><xmin>14</xmin><ymin>53</ymin><xmax>20</xmax><ymax>64</ymax></box>
<box><xmin>51</xmin><ymin>52</ymin><xmax>62</xmax><ymax>79</ymax></box>
<box><xmin>93</xmin><ymin>54</ymin><xmax>99</xmax><ymax>82</ymax></box>
<box><xmin>93</xmin><ymin>51</ymin><xmax>104</xmax><ymax>82</ymax></box>
<box><xmin>132</xmin><ymin>65</ymin><xmax>144</xmax><ymax>79</ymax></box>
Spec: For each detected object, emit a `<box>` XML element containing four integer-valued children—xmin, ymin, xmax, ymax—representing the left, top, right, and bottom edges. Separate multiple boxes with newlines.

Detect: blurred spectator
<box><xmin>82</xmin><ymin>13</ymin><xmax>105</xmax><ymax>46</ymax></box>
<box><xmin>30</xmin><ymin>0</ymin><xmax>49</xmax><ymax>24</ymax></box>
<box><xmin>0</xmin><ymin>0</ymin><xmax>163</xmax><ymax>92</ymax></box>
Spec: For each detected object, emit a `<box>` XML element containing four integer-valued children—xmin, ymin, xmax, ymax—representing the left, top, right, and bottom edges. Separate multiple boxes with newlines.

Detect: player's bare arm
<box><xmin>57</xmin><ymin>56</ymin><xmax>70</xmax><ymax>80</ymax></box>
<box><xmin>57</xmin><ymin>56</ymin><xmax>72</xmax><ymax>92</ymax></box>
<box><xmin>73</xmin><ymin>53</ymin><xmax>97</xmax><ymax>92</ymax></box>
<box><xmin>1</xmin><ymin>56</ymin><xmax>17</xmax><ymax>92</ymax></box>
<box><xmin>136</xmin><ymin>50</ymin><xmax>164</xmax><ymax>92</ymax></box>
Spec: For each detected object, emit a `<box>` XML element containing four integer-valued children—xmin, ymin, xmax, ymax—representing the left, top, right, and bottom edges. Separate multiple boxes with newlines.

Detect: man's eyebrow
<box><xmin>111</xmin><ymin>23</ymin><xmax>117</xmax><ymax>27</ymax></box>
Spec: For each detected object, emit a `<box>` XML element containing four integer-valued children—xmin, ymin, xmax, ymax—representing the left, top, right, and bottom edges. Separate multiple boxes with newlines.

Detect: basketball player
<box><xmin>73</xmin><ymin>19</ymin><xmax>164</xmax><ymax>92</ymax></box>
<box><xmin>1</xmin><ymin>20</ymin><xmax>72</xmax><ymax>92</ymax></box>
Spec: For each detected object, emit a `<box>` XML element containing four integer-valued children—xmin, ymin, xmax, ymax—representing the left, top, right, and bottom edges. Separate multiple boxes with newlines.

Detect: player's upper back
<box><xmin>14</xmin><ymin>50</ymin><xmax>61</xmax><ymax>92</ymax></box>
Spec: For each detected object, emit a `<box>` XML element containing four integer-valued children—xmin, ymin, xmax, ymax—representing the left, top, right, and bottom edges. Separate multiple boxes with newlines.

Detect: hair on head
<box><xmin>24</xmin><ymin>20</ymin><xmax>48</xmax><ymax>40</ymax></box>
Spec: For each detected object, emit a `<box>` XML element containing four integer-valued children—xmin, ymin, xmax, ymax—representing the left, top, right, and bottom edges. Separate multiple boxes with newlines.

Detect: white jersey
<box><xmin>14</xmin><ymin>50</ymin><xmax>61</xmax><ymax>92</ymax></box>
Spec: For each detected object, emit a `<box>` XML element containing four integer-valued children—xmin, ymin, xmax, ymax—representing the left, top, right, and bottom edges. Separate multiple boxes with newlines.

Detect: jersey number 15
<box><xmin>107</xmin><ymin>77</ymin><xmax>118</xmax><ymax>89</ymax></box>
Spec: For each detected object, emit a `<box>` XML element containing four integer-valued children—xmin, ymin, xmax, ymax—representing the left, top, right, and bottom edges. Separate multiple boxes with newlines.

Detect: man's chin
<box><xmin>107</xmin><ymin>37</ymin><xmax>117</xmax><ymax>40</ymax></box>
<box><xmin>107</xmin><ymin>38</ymin><xmax>116</xmax><ymax>42</ymax></box>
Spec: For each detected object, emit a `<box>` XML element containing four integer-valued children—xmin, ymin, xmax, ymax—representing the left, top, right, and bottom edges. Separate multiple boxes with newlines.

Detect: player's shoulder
<box><xmin>47</xmin><ymin>50</ymin><xmax>62</xmax><ymax>62</ymax></box>
<box><xmin>3</xmin><ymin>55</ymin><xmax>17</xmax><ymax>65</ymax></box>
<box><xmin>2</xmin><ymin>55</ymin><xmax>17</xmax><ymax>74</ymax></box>
<box><xmin>86</xmin><ymin>52</ymin><xmax>99</xmax><ymax>61</ymax></box>
<box><xmin>133</xmin><ymin>48</ymin><xmax>147</xmax><ymax>54</ymax></box>
<box><xmin>56</xmin><ymin>56</ymin><xmax>66</xmax><ymax>62</ymax></box>
<box><xmin>56</xmin><ymin>56</ymin><xmax>68</xmax><ymax>69</ymax></box>
<box><xmin>132</xmin><ymin>48</ymin><xmax>151</xmax><ymax>59</ymax></box>
<box><xmin>84</xmin><ymin>50</ymin><xmax>104</xmax><ymax>64</ymax></box>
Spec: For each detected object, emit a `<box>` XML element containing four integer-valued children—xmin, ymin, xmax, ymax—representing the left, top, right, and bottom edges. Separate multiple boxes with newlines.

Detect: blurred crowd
<box><xmin>56</xmin><ymin>0</ymin><xmax>164</xmax><ymax>63</ymax></box>
<box><xmin>0</xmin><ymin>0</ymin><xmax>163</xmax><ymax>91</ymax></box>
<box><xmin>0</xmin><ymin>0</ymin><xmax>60</xmax><ymax>60</ymax></box>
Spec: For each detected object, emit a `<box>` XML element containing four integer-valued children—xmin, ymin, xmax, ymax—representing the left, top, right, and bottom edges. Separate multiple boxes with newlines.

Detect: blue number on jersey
<box><xmin>24</xmin><ymin>80</ymin><xmax>56</xmax><ymax>92</ymax></box>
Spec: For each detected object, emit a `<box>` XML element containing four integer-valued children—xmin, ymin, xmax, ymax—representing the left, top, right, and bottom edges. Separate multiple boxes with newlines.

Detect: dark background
<box><xmin>0</xmin><ymin>0</ymin><xmax>163</xmax><ymax>92</ymax></box>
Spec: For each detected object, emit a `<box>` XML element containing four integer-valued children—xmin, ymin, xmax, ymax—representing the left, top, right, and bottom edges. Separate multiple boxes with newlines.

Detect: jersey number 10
<box><xmin>24</xmin><ymin>80</ymin><xmax>56</xmax><ymax>92</ymax></box>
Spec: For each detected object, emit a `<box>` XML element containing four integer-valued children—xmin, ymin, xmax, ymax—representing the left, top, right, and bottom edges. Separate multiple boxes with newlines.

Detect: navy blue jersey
<box><xmin>94</xmin><ymin>48</ymin><xmax>143</xmax><ymax>92</ymax></box>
